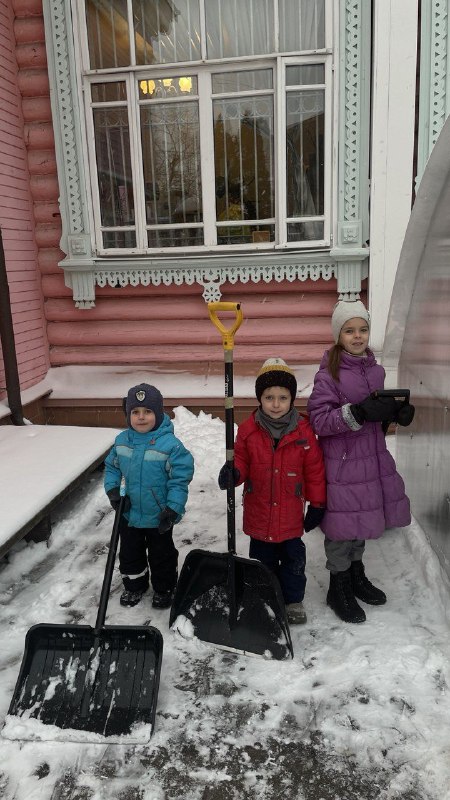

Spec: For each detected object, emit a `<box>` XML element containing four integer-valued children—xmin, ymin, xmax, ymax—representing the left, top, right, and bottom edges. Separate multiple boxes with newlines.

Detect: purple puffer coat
<box><xmin>306</xmin><ymin>349</ymin><xmax>411</xmax><ymax>541</ymax></box>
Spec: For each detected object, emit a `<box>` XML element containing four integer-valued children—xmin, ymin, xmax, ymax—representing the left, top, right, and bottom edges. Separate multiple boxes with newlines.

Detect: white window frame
<box><xmin>277</xmin><ymin>55</ymin><xmax>332</xmax><ymax>249</ymax></box>
<box><xmin>76</xmin><ymin>1</ymin><xmax>334</xmax><ymax>257</ymax></box>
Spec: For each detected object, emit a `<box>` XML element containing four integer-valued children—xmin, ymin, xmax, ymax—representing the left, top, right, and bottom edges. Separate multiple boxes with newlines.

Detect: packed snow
<box><xmin>0</xmin><ymin>406</ymin><xmax>450</xmax><ymax>800</ymax></box>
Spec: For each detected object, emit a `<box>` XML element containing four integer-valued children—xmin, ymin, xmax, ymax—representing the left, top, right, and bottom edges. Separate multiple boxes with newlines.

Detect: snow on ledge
<box><xmin>0</xmin><ymin>425</ymin><xmax>118</xmax><ymax>547</ymax></box>
<box><xmin>0</xmin><ymin>364</ymin><xmax>318</xmax><ymax>413</ymax></box>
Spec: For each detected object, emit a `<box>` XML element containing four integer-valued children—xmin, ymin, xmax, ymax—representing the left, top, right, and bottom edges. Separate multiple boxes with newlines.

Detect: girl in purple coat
<box><xmin>307</xmin><ymin>300</ymin><xmax>413</xmax><ymax>623</ymax></box>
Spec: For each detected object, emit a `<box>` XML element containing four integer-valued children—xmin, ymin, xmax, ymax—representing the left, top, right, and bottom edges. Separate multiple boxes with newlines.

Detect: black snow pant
<box><xmin>119</xmin><ymin>519</ymin><xmax>178</xmax><ymax>594</ymax></box>
<box><xmin>249</xmin><ymin>536</ymin><xmax>306</xmax><ymax>604</ymax></box>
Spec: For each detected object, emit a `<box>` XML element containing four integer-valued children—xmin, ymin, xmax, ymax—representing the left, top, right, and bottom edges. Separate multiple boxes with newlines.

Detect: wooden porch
<box><xmin>1</xmin><ymin>360</ymin><xmax>314</xmax><ymax>429</ymax></box>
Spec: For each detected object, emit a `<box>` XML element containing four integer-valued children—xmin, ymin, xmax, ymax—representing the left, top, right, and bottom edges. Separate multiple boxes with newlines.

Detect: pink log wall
<box><xmin>0</xmin><ymin>0</ymin><xmax>49</xmax><ymax>401</ymax></box>
<box><xmin>43</xmin><ymin>280</ymin><xmax>341</xmax><ymax>365</ymax></box>
<box><xmin>10</xmin><ymin>0</ymin><xmax>360</xmax><ymax>375</ymax></box>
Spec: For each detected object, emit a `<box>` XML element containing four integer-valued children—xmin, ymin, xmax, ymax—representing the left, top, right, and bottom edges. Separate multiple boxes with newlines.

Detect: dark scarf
<box><xmin>255</xmin><ymin>406</ymin><xmax>299</xmax><ymax>443</ymax></box>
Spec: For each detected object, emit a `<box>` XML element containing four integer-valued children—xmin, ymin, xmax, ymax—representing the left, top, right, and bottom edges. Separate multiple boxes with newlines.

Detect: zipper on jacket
<box><xmin>336</xmin><ymin>451</ymin><xmax>347</xmax><ymax>480</ymax></box>
<box><xmin>151</xmin><ymin>487</ymin><xmax>164</xmax><ymax>511</ymax></box>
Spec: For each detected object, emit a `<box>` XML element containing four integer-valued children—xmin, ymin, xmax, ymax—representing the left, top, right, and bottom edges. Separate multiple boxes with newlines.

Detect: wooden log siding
<box><xmin>48</xmin><ymin>318</ymin><xmax>330</xmax><ymax>346</ymax></box>
<box><xmin>0</xmin><ymin>0</ymin><xmax>49</xmax><ymax>400</ymax></box>
<box><xmin>45</xmin><ymin>292</ymin><xmax>337</xmax><ymax>323</ymax></box>
<box><xmin>10</xmin><ymin>0</ymin><xmax>359</xmax><ymax>381</ymax></box>
<box><xmin>43</xmin><ymin>280</ymin><xmax>343</xmax><ymax>366</ymax></box>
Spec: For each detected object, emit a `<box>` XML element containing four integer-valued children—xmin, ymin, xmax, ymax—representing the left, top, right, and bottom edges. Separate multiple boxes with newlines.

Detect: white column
<box><xmin>369</xmin><ymin>0</ymin><xmax>418</xmax><ymax>370</ymax></box>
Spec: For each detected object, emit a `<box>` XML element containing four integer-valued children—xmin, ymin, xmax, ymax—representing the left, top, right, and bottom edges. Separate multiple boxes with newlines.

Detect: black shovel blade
<box><xmin>170</xmin><ymin>550</ymin><xmax>293</xmax><ymax>660</ymax></box>
<box><xmin>5</xmin><ymin>623</ymin><xmax>163</xmax><ymax>742</ymax></box>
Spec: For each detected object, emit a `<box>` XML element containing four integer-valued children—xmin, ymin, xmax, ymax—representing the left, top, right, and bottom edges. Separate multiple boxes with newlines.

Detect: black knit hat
<box><xmin>255</xmin><ymin>358</ymin><xmax>297</xmax><ymax>404</ymax></box>
<box><xmin>124</xmin><ymin>383</ymin><xmax>164</xmax><ymax>429</ymax></box>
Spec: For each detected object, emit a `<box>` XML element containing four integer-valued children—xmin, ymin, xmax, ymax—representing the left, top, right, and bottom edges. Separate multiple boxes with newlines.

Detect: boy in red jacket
<box><xmin>218</xmin><ymin>358</ymin><xmax>326</xmax><ymax>624</ymax></box>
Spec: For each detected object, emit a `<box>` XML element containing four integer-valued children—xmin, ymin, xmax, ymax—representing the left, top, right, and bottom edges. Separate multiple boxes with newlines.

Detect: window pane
<box><xmin>91</xmin><ymin>82</ymin><xmax>127</xmax><ymax>103</ymax></box>
<box><xmin>287</xmin><ymin>221</ymin><xmax>323</xmax><ymax>242</ymax></box>
<box><xmin>286</xmin><ymin>65</ymin><xmax>325</xmax><ymax>87</ymax></box>
<box><xmin>103</xmin><ymin>231</ymin><xmax>137</xmax><ymax>248</ymax></box>
<box><xmin>217</xmin><ymin>222</ymin><xmax>275</xmax><ymax>245</ymax></box>
<box><xmin>214</xmin><ymin>94</ymin><xmax>274</xmax><ymax>236</ymax></box>
<box><xmin>86</xmin><ymin>0</ymin><xmax>130</xmax><ymax>68</ymax></box>
<box><xmin>147</xmin><ymin>227</ymin><xmax>203</xmax><ymax>247</ymax></box>
<box><xmin>93</xmin><ymin>108</ymin><xmax>134</xmax><ymax>227</ymax></box>
<box><xmin>139</xmin><ymin>75</ymin><xmax>197</xmax><ymax>100</ymax></box>
<box><xmin>212</xmin><ymin>70</ymin><xmax>272</xmax><ymax>95</ymax></box>
<box><xmin>286</xmin><ymin>89</ymin><xmax>324</xmax><ymax>237</ymax></box>
<box><xmin>133</xmin><ymin>0</ymin><xmax>201</xmax><ymax>64</ymax></box>
<box><xmin>279</xmin><ymin>0</ymin><xmax>325</xmax><ymax>52</ymax></box>
<box><xmin>141</xmin><ymin>101</ymin><xmax>202</xmax><ymax>246</ymax></box>
<box><xmin>206</xmin><ymin>0</ymin><xmax>274</xmax><ymax>58</ymax></box>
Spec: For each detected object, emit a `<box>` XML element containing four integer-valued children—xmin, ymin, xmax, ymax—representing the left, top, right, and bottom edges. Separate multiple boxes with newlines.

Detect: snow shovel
<box><xmin>170</xmin><ymin>302</ymin><xmax>293</xmax><ymax>660</ymax></box>
<box><xmin>4</xmin><ymin>487</ymin><xmax>163</xmax><ymax>742</ymax></box>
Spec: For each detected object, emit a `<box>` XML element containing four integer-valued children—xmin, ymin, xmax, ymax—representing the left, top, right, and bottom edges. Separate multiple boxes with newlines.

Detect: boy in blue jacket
<box><xmin>105</xmin><ymin>383</ymin><xmax>194</xmax><ymax>608</ymax></box>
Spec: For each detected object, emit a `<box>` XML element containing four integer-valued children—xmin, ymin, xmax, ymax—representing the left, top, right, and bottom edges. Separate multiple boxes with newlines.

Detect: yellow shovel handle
<box><xmin>208</xmin><ymin>302</ymin><xmax>243</xmax><ymax>350</ymax></box>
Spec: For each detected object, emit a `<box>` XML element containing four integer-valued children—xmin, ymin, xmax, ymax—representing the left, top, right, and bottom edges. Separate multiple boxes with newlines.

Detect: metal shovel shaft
<box><xmin>95</xmin><ymin>495</ymin><xmax>125</xmax><ymax>633</ymax></box>
<box><xmin>224</xmin><ymin>349</ymin><xmax>236</xmax><ymax>555</ymax></box>
<box><xmin>208</xmin><ymin>302</ymin><xmax>243</xmax><ymax>556</ymax></box>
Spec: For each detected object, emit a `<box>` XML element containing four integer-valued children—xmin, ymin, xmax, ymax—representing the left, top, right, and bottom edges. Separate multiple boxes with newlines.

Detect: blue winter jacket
<box><xmin>104</xmin><ymin>414</ymin><xmax>194</xmax><ymax>528</ymax></box>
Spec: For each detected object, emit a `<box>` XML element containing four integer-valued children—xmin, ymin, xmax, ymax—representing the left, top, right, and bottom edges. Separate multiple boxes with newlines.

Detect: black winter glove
<box><xmin>394</xmin><ymin>399</ymin><xmax>415</xmax><ymax>427</ymax></box>
<box><xmin>158</xmin><ymin>507</ymin><xmax>178</xmax><ymax>534</ymax></box>
<box><xmin>350</xmin><ymin>394</ymin><xmax>398</xmax><ymax>424</ymax></box>
<box><xmin>106</xmin><ymin>488</ymin><xmax>130</xmax><ymax>513</ymax></box>
<box><xmin>304</xmin><ymin>506</ymin><xmax>326</xmax><ymax>532</ymax></box>
<box><xmin>107</xmin><ymin>487</ymin><xmax>121</xmax><ymax>510</ymax></box>
<box><xmin>218</xmin><ymin>463</ymin><xmax>241</xmax><ymax>490</ymax></box>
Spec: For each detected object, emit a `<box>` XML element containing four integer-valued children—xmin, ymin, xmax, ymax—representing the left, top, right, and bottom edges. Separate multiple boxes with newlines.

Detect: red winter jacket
<box><xmin>234</xmin><ymin>411</ymin><xmax>326</xmax><ymax>543</ymax></box>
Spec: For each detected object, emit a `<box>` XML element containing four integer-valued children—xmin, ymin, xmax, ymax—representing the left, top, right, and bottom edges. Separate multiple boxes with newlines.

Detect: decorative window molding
<box><xmin>43</xmin><ymin>0</ymin><xmax>91</xmax><ymax>256</ymax></box>
<box><xmin>337</xmin><ymin>0</ymin><xmax>371</xmax><ymax>248</ymax></box>
<box><xmin>95</xmin><ymin>260</ymin><xmax>338</xmax><ymax>305</ymax></box>
<box><xmin>417</xmin><ymin>0</ymin><xmax>450</xmax><ymax>187</ymax></box>
<box><xmin>44</xmin><ymin>0</ymin><xmax>370</xmax><ymax>307</ymax></box>
<box><xmin>63</xmin><ymin>252</ymin><xmax>368</xmax><ymax>308</ymax></box>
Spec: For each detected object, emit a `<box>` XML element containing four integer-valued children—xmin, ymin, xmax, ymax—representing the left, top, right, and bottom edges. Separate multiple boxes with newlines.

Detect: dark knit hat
<box><xmin>125</xmin><ymin>383</ymin><xmax>164</xmax><ymax>429</ymax></box>
<box><xmin>255</xmin><ymin>358</ymin><xmax>297</xmax><ymax>404</ymax></box>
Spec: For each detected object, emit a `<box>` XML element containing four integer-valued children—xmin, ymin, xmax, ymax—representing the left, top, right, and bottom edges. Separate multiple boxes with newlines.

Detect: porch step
<box><xmin>41</xmin><ymin>396</ymin><xmax>309</xmax><ymax>427</ymax></box>
<box><xmin>39</xmin><ymin>362</ymin><xmax>316</xmax><ymax>426</ymax></box>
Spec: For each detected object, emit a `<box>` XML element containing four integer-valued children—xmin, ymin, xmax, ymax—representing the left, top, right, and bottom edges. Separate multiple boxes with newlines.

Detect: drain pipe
<box><xmin>0</xmin><ymin>228</ymin><xmax>25</xmax><ymax>425</ymax></box>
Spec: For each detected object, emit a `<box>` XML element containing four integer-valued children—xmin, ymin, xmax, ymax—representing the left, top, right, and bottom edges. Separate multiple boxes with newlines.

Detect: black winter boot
<box><xmin>327</xmin><ymin>569</ymin><xmax>366</xmax><ymax>623</ymax></box>
<box><xmin>350</xmin><ymin>561</ymin><xmax>387</xmax><ymax>605</ymax></box>
<box><xmin>152</xmin><ymin>589</ymin><xmax>175</xmax><ymax>609</ymax></box>
<box><xmin>120</xmin><ymin>589</ymin><xmax>145</xmax><ymax>607</ymax></box>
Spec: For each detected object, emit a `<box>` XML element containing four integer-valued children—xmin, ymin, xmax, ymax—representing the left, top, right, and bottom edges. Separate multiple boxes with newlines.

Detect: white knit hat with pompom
<box><xmin>331</xmin><ymin>300</ymin><xmax>370</xmax><ymax>344</ymax></box>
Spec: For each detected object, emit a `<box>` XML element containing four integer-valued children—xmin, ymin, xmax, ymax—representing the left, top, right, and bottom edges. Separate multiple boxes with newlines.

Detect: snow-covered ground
<box><xmin>1</xmin><ymin>407</ymin><xmax>450</xmax><ymax>800</ymax></box>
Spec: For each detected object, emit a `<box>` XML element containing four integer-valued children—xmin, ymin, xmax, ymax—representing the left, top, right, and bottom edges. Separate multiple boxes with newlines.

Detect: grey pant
<box><xmin>324</xmin><ymin>538</ymin><xmax>365</xmax><ymax>573</ymax></box>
